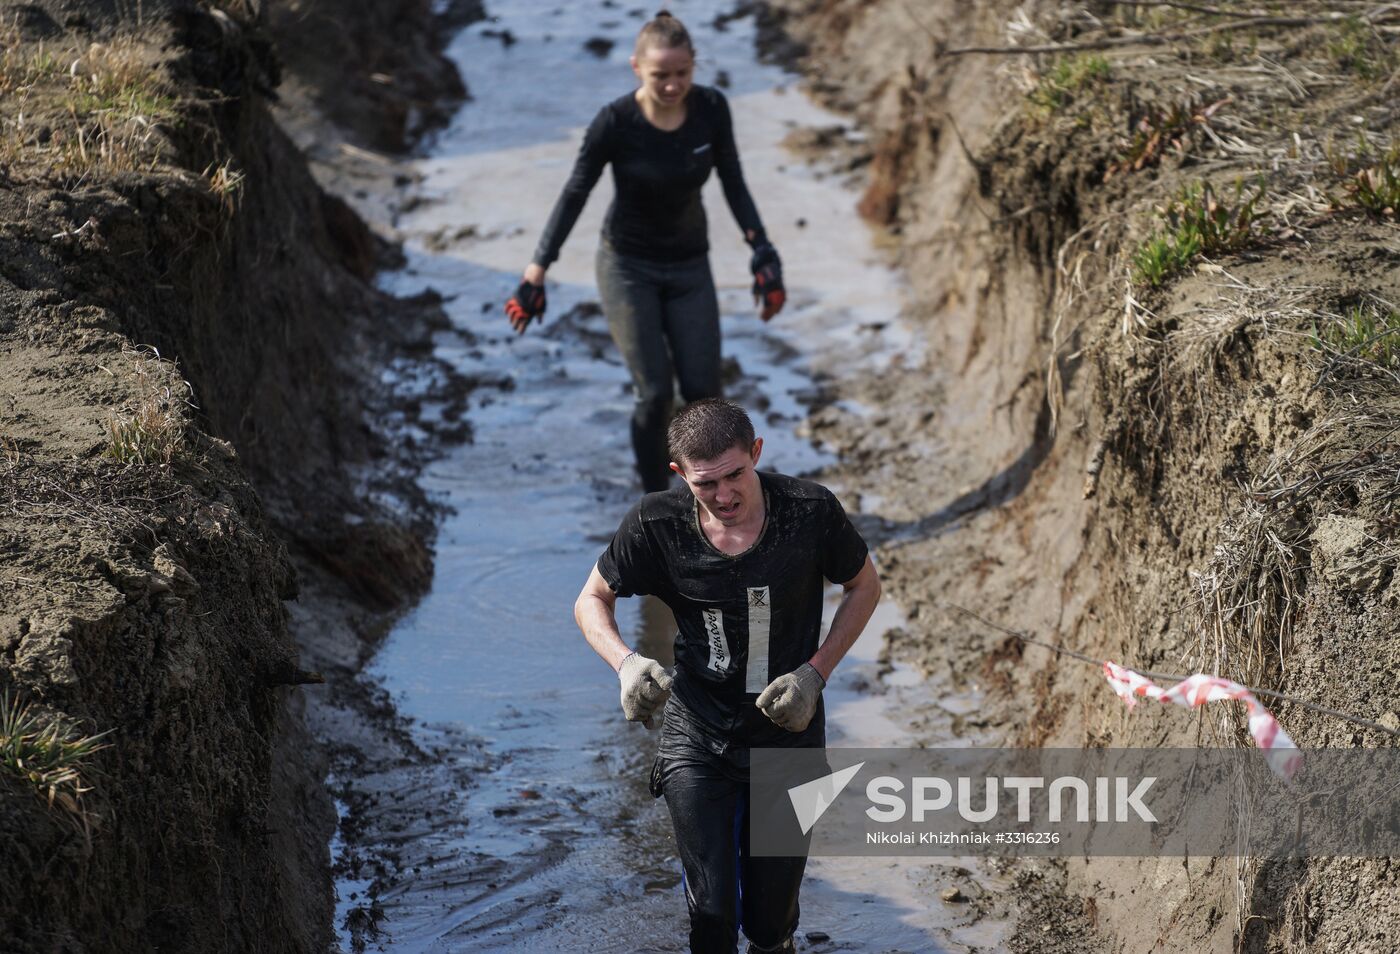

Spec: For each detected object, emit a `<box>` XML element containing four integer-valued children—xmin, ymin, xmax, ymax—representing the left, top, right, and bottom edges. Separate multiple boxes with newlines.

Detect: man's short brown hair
<box><xmin>668</xmin><ymin>399</ymin><xmax>755</xmax><ymax>469</ymax></box>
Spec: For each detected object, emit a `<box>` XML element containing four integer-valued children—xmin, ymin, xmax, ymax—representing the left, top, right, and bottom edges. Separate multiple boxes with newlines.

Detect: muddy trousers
<box><xmin>652</xmin><ymin>711</ymin><xmax>808</xmax><ymax>953</ymax></box>
<box><xmin>595</xmin><ymin>240</ymin><xmax>722</xmax><ymax>493</ymax></box>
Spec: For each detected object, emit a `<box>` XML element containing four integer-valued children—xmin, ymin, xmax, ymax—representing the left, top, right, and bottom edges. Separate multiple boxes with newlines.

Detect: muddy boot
<box><xmin>746</xmin><ymin>937</ymin><xmax>796</xmax><ymax>954</ymax></box>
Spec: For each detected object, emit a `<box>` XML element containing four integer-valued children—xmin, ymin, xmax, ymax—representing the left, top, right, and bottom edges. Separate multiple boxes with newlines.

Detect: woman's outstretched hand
<box><xmin>505</xmin><ymin>265</ymin><xmax>548</xmax><ymax>333</ymax></box>
<box><xmin>749</xmin><ymin>243</ymin><xmax>785</xmax><ymax>321</ymax></box>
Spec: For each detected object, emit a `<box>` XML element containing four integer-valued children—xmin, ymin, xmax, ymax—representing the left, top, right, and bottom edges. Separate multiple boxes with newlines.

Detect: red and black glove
<box><xmin>749</xmin><ymin>242</ymin><xmax>785</xmax><ymax>321</ymax></box>
<box><xmin>505</xmin><ymin>280</ymin><xmax>547</xmax><ymax>333</ymax></box>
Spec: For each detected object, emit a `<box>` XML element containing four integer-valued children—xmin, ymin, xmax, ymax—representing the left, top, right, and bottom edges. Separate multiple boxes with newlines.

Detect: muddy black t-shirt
<box><xmin>532</xmin><ymin>85</ymin><xmax>766</xmax><ymax>266</ymax></box>
<box><xmin>597</xmin><ymin>472</ymin><xmax>868</xmax><ymax>748</ymax></box>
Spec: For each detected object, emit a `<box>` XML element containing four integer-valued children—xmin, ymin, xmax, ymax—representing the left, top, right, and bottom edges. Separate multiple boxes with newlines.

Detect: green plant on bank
<box><xmin>0</xmin><ymin>691</ymin><xmax>109</xmax><ymax>817</ymax></box>
<box><xmin>1323</xmin><ymin>135</ymin><xmax>1400</xmax><ymax>217</ymax></box>
<box><xmin>1313</xmin><ymin>302</ymin><xmax>1400</xmax><ymax>368</ymax></box>
<box><xmin>64</xmin><ymin>44</ymin><xmax>180</xmax><ymax>125</ymax></box>
<box><xmin>103</xmin><ymin>351</ymin><xmax>189</xmax><ymax>466</ymax></box>
<box><xmin>1131</xmin><ymin>234</ymin><xmax>1195</xmax><ymax>287</ymax></box>
<box><xmin>1131</xmin><ymin>181</ymin><xmax>1267</xmax><ymax>287</ymax></box>
<box><xmin>27</xmin><ymin>48</ymin><xmax>64</xmax><ymax>81</ymax></box>
<box><xmin>1327</xmin><ymin>15</ymin><xmax>1397</xmax><ymax>81</ymax></box>
<box><xmin>1347</xmin><ymin>143</ymin><xmax>1400</xmax><ymax>217</ymax></box>
<box><xmin>1109</xmin><ymin>96</ymin><xmax>1230</xmax><ymax>179</ymax></box>
<box><xmin>1027</xmin><ymin>54</ymin><xmax>1110</xmax><ymax>113</ymax></box>
<box><xmin>66</xmin><ymin>84</ymin><xmax>179</xmax><ymax>123</ymax></box>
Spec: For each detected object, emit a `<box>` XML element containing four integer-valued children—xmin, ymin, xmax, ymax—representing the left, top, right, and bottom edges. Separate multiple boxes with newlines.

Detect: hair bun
<box><xmin>637</xmin><ymin>8</ymin><xmax>692</xmax><ymax>54</ymax></box>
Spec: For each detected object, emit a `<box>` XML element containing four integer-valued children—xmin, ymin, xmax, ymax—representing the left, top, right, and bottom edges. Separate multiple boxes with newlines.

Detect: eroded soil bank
<box><xmin>764</xmin><ymin>1</ymin><xmax>1399</xmax><ymax>951</ymax></box>
<box><xmin>1</xmin><ymin>1</ymin><xmax>473</xmax><ymax>950</ymax></box>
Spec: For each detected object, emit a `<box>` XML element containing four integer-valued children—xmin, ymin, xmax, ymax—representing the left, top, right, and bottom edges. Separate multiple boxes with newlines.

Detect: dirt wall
<box><xmin>267</xmin><ymin>0</ymin><xmax>480</xmax><ymax>153</ymax></box>
<box><xmin>766</xmin><ymin>1</ymin><xmax>1399</xmax><ymax>950</ymax></box>
<box><xmin>0</xmin><ymin>1</ymin><xmax>469</xmax><ymax>950</ymax></box>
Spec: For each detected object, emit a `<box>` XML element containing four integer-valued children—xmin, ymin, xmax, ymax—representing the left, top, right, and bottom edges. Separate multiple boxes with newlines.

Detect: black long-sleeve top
<box><xmin>532</xmin><ymin>86</ymin><xmax>767</xmax><ymax>267</ymax></box>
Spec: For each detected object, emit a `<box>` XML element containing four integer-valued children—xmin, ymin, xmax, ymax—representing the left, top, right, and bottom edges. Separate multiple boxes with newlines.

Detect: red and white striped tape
<box><xmin>1102</xmin><ymin>661</ymin><xmax>1302</xmax><ymax>781</ymax></box>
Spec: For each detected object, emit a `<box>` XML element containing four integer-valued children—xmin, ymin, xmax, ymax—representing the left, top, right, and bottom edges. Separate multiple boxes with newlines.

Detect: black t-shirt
<box><xmin>533</xmin><ymin>85</ymin><xmax>766</xmax><ymax>267</ymax></box>
<box><xmin>597</xmin><ymin>472</ymin><xmax>869</xmax><ymax>748</ymax></box>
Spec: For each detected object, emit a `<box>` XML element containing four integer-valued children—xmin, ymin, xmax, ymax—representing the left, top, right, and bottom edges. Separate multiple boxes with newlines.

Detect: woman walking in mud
<box><xmin>505</xmin><ymin>9</ymin><xmax>786</xmax><ymax>493</ymax></box>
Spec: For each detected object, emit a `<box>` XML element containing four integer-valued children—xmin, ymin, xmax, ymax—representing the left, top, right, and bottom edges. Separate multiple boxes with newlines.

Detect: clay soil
<box><xmin>763</xmin><ymin>1</ymin><xmax>1399</xmax><ymax>951</ymax></box>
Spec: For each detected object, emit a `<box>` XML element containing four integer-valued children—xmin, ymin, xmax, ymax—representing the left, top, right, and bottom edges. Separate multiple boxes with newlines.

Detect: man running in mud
<box><xmin>574</xmin><ymin>398</ymin><xmax>881</xmax><ymax>953</ymax></box>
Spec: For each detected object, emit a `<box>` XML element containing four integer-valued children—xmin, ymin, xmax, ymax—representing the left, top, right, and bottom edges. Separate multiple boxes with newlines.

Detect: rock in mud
<box><xmin>14</xmin><ymin>625</ymin><xmax>79</xmax><ymax>688</ymax></box>
<box><xmin>584</xmin><ymin>36</ymin><xmax>615</xmax><ymax>57</ymax></box>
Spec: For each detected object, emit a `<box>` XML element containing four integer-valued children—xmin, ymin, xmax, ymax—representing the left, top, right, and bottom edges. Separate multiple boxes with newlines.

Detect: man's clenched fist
<box><xmin>756</xmin><ymin>662</ymin><xmax>825</xmax><ymax>732</ymax></box>
<box><xmin>619</xmin><ymin>652</ymin><xmax>673</xmax><ymax>730</ymax></box>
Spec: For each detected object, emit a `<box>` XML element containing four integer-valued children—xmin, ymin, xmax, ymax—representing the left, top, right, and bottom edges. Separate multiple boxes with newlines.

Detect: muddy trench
<box><xmin>317</xmin><ymin>3</ymin><xmax>1017</xmax><ymax>952</ymax></box>
<box><xmin>4</xmin><ymin>0</ymin><xmax>1398</xmax><ymax>952</ymax></box>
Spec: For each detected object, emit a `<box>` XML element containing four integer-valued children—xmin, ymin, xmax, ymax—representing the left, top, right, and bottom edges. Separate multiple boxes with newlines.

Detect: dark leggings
<box><xmin>596</xmin><ymin>240</ymin><xmax>722</xmax><ymax>493</ymax></box>
<box><xmin>651</xmin><ymin>703</ymin><xmax>808</xmax><ymax>953</ymax></box>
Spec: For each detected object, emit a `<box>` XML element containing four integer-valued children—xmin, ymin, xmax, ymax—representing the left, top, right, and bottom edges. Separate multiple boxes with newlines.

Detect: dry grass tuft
<box><xmin>1190</xmin><ymin>472</ymin><xmax>1310</xmax><ymax>689</ymax></box>
<box><xmin>0</xmin><ymin>29</ymin><xmax>181</xmax><ymax>180</ymax></box>
<box><xmin>0</xmin><ymin>451</ymin><xmax>198</xmax><ymax>537</ymax></box>
<box><xmin>205</xmin><ymin>159</ymin><xmax>246</xmax><ymax>214</ymax></box>
<box><xmin>1191</xmin><ymin>409</ymin><xmax>1400</xmax><ymax>687</ymax></box>
<box><xmin>104</xmin><ymin>347</ymin><xmax>193</xmax><ymax>467</ymax></box>
<box><xmin>1167</xmin><ymin>284</ymin><xmax>1400</xmax><ymax>688</ymax></box>
<box><xmin>1193</xmin><ymin>424</ymin><xmax>1396</xmax><ymax>690</ymax></box>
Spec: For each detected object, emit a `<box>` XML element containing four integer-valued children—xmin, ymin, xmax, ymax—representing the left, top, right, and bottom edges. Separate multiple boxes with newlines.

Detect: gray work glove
<box><xmin>756</xmin><ymin>663</ymin><xmax>826</xmax><ymax>733</ymax></box>
<box><xmin>618</xmin><ymin>652</ymin><xmax>673</xmax><ymax>730</ymax></box>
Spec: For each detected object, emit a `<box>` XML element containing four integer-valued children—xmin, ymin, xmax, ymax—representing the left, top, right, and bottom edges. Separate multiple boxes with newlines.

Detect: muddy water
<box><xmin>334</xmin><ymin>3</ymin><xmax>1006</xmax><ymax>951</ymax></box>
